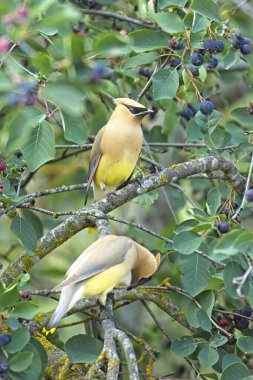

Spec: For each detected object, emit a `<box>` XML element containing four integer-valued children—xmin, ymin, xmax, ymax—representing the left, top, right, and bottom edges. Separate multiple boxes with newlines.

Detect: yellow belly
<box><xmin>94</xmin><ymin>155</ymin><xmax>137</xmax><ymax>190</ymax></box>
<box><xmin>83</xmin><ymin>264</ymin><xmax>130</xmax><ymax>298</ymax></box>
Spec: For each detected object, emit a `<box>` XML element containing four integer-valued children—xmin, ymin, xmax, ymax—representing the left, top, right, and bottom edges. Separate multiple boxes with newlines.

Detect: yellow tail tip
<box><xmin>42</xmin><ymin>326</ymin><xmax>56</xmax><ymax>335</ymax></box>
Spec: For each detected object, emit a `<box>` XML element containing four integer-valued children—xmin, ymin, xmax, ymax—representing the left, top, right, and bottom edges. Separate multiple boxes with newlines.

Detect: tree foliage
<box><xmin>0</xmin><ymin>0</ymin><xmax>253</xmax><ymax>379</ymax></box>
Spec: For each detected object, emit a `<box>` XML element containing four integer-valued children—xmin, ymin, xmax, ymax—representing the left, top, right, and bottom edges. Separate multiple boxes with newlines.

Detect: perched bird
<box><xmin>84</xmin><ymin>98</ymin><xmax>154</xmax><ymax>204</ymax></box>
<box><xmin>47</xmin><ymin>235</ymin><xmax>160</xmax><ymax>328</ymax></box>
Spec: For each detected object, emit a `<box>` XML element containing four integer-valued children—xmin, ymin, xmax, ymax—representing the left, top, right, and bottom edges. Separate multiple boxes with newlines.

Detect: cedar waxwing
<box><xmin>47</xmin><ymin>235</ymin><xmax>160</xmax><ymax>328</ymax></box>
<box><xmin>84</xmin><ymin>98</ymin><xmax>154</xmax><ymax>204</ymax></box>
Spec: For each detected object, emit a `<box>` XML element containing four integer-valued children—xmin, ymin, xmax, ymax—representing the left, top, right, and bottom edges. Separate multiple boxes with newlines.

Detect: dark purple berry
<box><xmin>188</xmin><ymin>104</ymin><xmax>198</xmax><ymax>115</ymax></box>
<box><xmin>235</xmin><ymin>30</ymin><xmax>242</xmax><ymax>38</ymax></box>
<box><xmin>240</xmin><ymin>44</ymin><xmax>252</xmax><ymax>55</ymax></box>
<box><xmin>217</xmin><ymin>221</ymin><xmax>229</xmax><ymax>234</ymax></box>
<box><xmin>0</xmin><ymin>361</ymin><xmax>9</xmax><ymax>374</ymax></box>
<box><xmin>139</xmin><ymin>67</ymin><xmax>152</xmax><ymax>78</ymax></box>
<box><xmin>233</xmin><ymin>37</ymin><xmax>241</xmax><ymax>49</ymax></box>
<box><xmin>227</xmin><ymin>336</ymin><xmax>236</xmax><ymax>345</ymax></box>
<box><xmin>215</xmin><ymin>40</ymin><xmax>225</xmax><ymax>52</ymax></box>
<box><xmin>235</xmin><ymin>317</ymin><xmax>249</xmax><ymax>330</ymax></box>
<box><xmin>147</xmin><ymin>165</ymin><xmax>157</xmax><ymax>174</ymax></box>
<box><xmin>220</xmin><ymin>208</ymin><xmax>229</xmax><ymax>217</ymax></box>
<box><xmin>179</xmin><ymin>107</ymin><xmax>194</xmax><ymax>120</ymax></box>
<box><xmin>191</xmin><ymin>52</ymin><xmax>204</xmax><ymax>66</ymax></box>
<box><xmin>240</xmin><ymin>37</ymin><xmax>250</xmax><ymax>45</ymax></box>
<box><xmin>208</xmin><ymin>56</ymin><xmax>219</xmax><ymax>68</ymax></box>
<box><xmin>190</xmin><ymin>67</ymin><xmax>199</xmax><ymax>76</ymax></box>
<box><xmin>0</xmin><ymin>161</ymin><xmax>6</xmax><ymax>171</ymax></box>
<box><xmin>168</xmin><ymin>39</ymin><xmax>176</xmax><ymax>49</ymax></box>
<box><xmin>0</xmin><ymin>262</ymin><xmax>2</xmax><ymax>269</ymax></box>
<box><xmin>0</xmin><ymin>334</ymin><xmax>11</xmax><ymax>346</ymax></box>
<box><xmin>240</xmin><ymin>306</ymin><xmax>252</xmax><ymax>317</ymax></box>
<box><xmin>91</xmin><ymin>64</ymin><xmax>106</xmax><ymax>81</ymax></box>
<box><xmin>171</xmin><ymin>58</ymin><xmax>181</xmax><ymax>68</ymax></box>
<box><xmin>203</xmin><ymin>38</ymin><xmax>216</xmax><ymax>51</ymax></box>
<box><xmin>246</xmin><ymin>188</ymin><xmax>253</xmax><ymax>202</ymax></box>
<box><xmin>200</xmin><ymin>100</ymin><xmax>214</xmax><ymax>115</ymax></box>
<box><xmin>175</xmin><ymin>41</ymin><xmax>184</xmax><ymax>50</ymax></box>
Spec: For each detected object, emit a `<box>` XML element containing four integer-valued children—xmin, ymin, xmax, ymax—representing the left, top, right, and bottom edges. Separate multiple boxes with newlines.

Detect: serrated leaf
<box><xmin>171</xmin><ymin>336</ymin><xmax>198</xmax><ymax>357</ymax></box>
<box><xmin>206</xmin><ymin>188</ymin><xmax>221</xmax><ymax>216</ymax></box>
<box><xmin>150</xmin><ymin>12</ymin><xmax>185</xmax><ymax>33</ymax></box>
<box><xmin>129</xmin><ymin>29</ymin><xmax>168</xmax><ymax>53</ymax></box>
<box><xmin>9</xmin><ymin>352</ymin><xmax>34</xmax><ymax>372</ymax></box>
<box><xmin>5</xmin><ymin>328</ymin><xmax>31</xmax><ymax>354</ymax></box>
<box><xmin>195</xmin><ymin>110</ymin><xmax>221</xmax><ymax>134</ymax></box>
<box><xmin>237</xmin><ymin>336</ymin><xmax>253</xmax><ymax>354</ymax></box>
<box><xmin>134</xmin><ymin>190</ymin><xmax>158</xmax><ymax>209</ymax></box>
<box><xmin>21</xmin><ymin>122</ymin><xmax>55</xmax><ymax>172</ymax></box>
<box><xmin>198</xmin><ymin>346</ymin><xmax>219</xmax><ymax>368</ymax></box>
<box><xmin>10</xmin><ymin>217</ymin><xmax>37</xmax><ymax>253</ymax></box>
<box><xmin>209</xmin><ymin>335</ymin><xmax>228</xmax><ymax>348</ymax></box>
<box><xmin>153</xmin><ymin>68</ymin><xmax>179</xmax><ymax>101</ymax></box>
<box><xmin>181</xmin><ymin>253</ymin><xmax>211</xmax><ymax>296</ymax></box>
<box><xmin>65</xmin><ymin>334</ymin><xmax>103</xmax><ymax>363</ymax></box>
<box><xmin>191</xmin><ymin>0</ymin><xmax>221</xmax><ymax>22</ymax></box>
<box><xmin>62</xmin><ymin>113</ymin><xmax>87</xmax><ymax>146</ymax></box>
<box><xmin>173</xmin><ymin>231</ymin><xmax>202</xmax><ymax>254</ymax></box>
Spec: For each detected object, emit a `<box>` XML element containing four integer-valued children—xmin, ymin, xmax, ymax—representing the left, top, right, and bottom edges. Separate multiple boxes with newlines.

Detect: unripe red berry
<box><xmin>219</xmin><ymin>318</ymin><xmax>229</xmax><ymax>327</ymax></box>
<box><xmin>0</xmin><ymin>161</ymin><xmax>7</xmax><ymax>171</ymax></box>
<box><xmin>0</xmin><ymin>37</ymin><xmax>9</xmax><ymax>53</ymax></box>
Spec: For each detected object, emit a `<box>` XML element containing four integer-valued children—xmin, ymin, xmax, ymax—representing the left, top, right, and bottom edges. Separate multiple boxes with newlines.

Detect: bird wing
<box><xmin>54</xmin><ymin>236</ymin><xmax>133</xmax><ymax>290</ymax></box>
<box><xmin>84</xmin><ymin>126</ymin><xmax>105</xmax><ymax>204</ymax></box>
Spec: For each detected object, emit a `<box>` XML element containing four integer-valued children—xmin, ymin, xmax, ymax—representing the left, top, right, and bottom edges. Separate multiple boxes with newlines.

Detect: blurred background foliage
<box><xmin>0</xmin><ymin>0</ymin><xmax>253</xmax><ymax>379</ymax></box>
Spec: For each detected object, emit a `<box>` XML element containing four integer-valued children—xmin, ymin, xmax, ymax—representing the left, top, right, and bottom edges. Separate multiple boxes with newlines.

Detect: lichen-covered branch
<box><xmin>1</xmin><ymin>156</ymin><xmax>245</xmax><ymax>285</ymax></box>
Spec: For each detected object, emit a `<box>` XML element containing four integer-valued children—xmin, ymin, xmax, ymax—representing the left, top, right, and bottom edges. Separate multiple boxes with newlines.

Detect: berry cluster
<box><xmin>0</xmin><ymin>361</ymin><xmax>9</xmax><ymax>380</ymax></box>
<box><xmin>234</xmin><ymin>306</ymin><xmax>252</xmax><ymax>330</ymax></box>
<box><xmin>190</xmin><ymin>38</ymin><xmax>225</xmax><ymax>73</ymax></box>
<box><xmin>233</xmin><ymin>30</ymin><xmax>252</xmax><ymax>55</ymax></box>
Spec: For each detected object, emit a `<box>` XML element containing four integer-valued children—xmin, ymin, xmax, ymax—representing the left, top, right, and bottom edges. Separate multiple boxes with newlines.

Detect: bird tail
<box><xmin>47</xmin><ymin>283</ymin><xmax>84</xmax><ymax>329</ymax></box>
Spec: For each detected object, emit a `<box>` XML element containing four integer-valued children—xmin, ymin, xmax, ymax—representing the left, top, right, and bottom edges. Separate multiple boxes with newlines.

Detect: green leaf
<box><xmin>192</xmin><ymin>15</ymin><xmax>210</xmax><ymax>33</ymax></box>
<box><xmin>129</xmin><ymin>30</ymin><xmax>168</xmax><ymax>53</ymax></box>
<box><xmin>153</xmin><ymin>68</ymin><xmax>179</xmax><ymax>101</ymax></box>
<box><xmin>150</xmin><ymin>12</ymin><xmax>185</xmax><ymax>33</ymax></box>
<box><xmin>94</xmin><ymin>32</ymin><xmax>130</xmax><ymax>57</ymax></box>
<box><xmin>220</xmin><ymin>363</ymin><xmax>250</xmax><ymax>380</ymax></box>
<box><xmin>196</xmin><ymin>309</ymin><xmax>212</xmax><ymax>331</ymax></box>
<box><xmin>10</xmin><ymin>217</ymin><xmax>37</xmax><ymax>253</ymax></box>
<box><xmin>44</xmin><ymin>83</ymin><xmax>85</xmax><ymax>116</ymax></box>
<box><xmin>10</xmin><ymin>302</ymin><xmax>39</xmax><ymax>319</ymax></box>
<box><xmin>180</xmin><ymin>253</ymin><xmax>211</xmax><ymax>296</ymax></box>
<box><xmin>191</xmin><ymin>0</ymin><xmax>221</xmax><ymax>22</ymax></box>
<box><xmin>237</xmin><ymin>336</ymin><xmax>253</xmax><ymax>354</ymax></box>
<box><xmin>62</xmin><ymin>113</ymin><xmax>87</xmax><ymax>146</ymax></box>
<box><xmin>222</xmin><ymin>353</ymin><xmax>244</xmax><ymax>370</ymax></box>
<box><xmin>134</xmin><ymin>190</ymin><xmax>159</xmax><ymax>209</ymax></box>
<box><xmin>21</xmin><ymin>122</ymin><xmax>55</xmax><ymax>172</ymax></box>
<box><xmin>231</xmin><ymin>107</ymin><xmax>253</xmax><ymax>126</ymax></box>
<box><xmin>65</xmin><ymin>334</ymin><xmax>103</xmax><ymax>363</ymax></box>
<box><xmin>223</xmin><ymin>50</ymin><xmax>240</xmax><ymax>70</ymax></box>
<box><xmin>206</xmin><ymin>188</ymin><xmax>221</xmax><ymax>216</ymax></box>
<box><xmin>5</xmin><ymin>328</ymin><xmax>31</xmax><ymax>354</ymax></box>
<box><xmin>0</xmin><ymin>285</ymin><xmax>19</xmax><ymax>312</ymax></box>
<box><xmin>173</xmin><ymin>231</ymin><xmax>202</xmax><ymax>254</ymax></box>
<box><xmin>209</xmin><ymin>335</ymin><xmax>228</xmax><ymax>348</ymax></box>
<box><xmin>186</xmin><ymin>291</ymin><xmax>214</xmax><ymax>328</ymax></box>
<box><xmin>195</xmin><ymin>110</ymin><xmax>221</xmax><ymax>134</ymax></box>
<box><xmin>159</xmin><ymin>0</ymin><xmax>187</xmax><ymax>8</ymax></box>
<box><xmin>9</xmin><ymin>352</ymin><xmax>34</xmax><ymax>373</ymax></box>
<box><xmin>122</xmin><ymin>52</ymin><xmax>158</xmax><ymax>71</ymax></box>
<box><xmin>198</xmin><ymin>346</ymin><xmax>219</xmax><ymax>368</ymax></box>
<box><xmin>223</xmin><ymin>262</ymin><xmax>248</xmax><ymax>299</ymax></box>
<box><xmin>212</xmin><ymin>230</ymin><xmax>243</xmax><ymax>259</ymax></box>
<box><xmin>171</xmin><ymin>336</ymin><xmax>198</xmax><ymax>357</ymax></box>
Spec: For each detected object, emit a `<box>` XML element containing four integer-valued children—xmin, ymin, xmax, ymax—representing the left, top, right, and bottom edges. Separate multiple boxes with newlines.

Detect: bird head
<box><xmin>114</xmin><ymin>98</ymin><xmax>154</xmax><ymax>118</ymax></box>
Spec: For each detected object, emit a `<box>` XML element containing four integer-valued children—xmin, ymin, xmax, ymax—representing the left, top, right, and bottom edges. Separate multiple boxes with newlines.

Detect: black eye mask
<box><xmin>124</xmin><ymin>104</ymin><xmax>154</xmax><ymax>116</ymax></box>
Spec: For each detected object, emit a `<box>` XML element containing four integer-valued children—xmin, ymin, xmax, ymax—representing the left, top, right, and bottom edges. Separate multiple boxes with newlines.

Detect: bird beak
<box><xmin>135</xmin><ymin>109</ymin><xmax>155</xmax><ymax>117</ymax></box>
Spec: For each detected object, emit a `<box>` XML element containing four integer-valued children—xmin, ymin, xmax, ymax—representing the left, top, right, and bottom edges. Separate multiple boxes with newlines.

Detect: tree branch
<box><xmin>1</xmin><ymin>156</ymin><xmax>245</xmax><ymax>285</ymax></box>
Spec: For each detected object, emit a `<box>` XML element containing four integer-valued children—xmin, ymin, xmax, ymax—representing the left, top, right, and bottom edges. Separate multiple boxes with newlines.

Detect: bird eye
<box><xmin>125</xmin><ymin>105</ymin><xmax>147</xmax><ymax>115</ymax></box>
